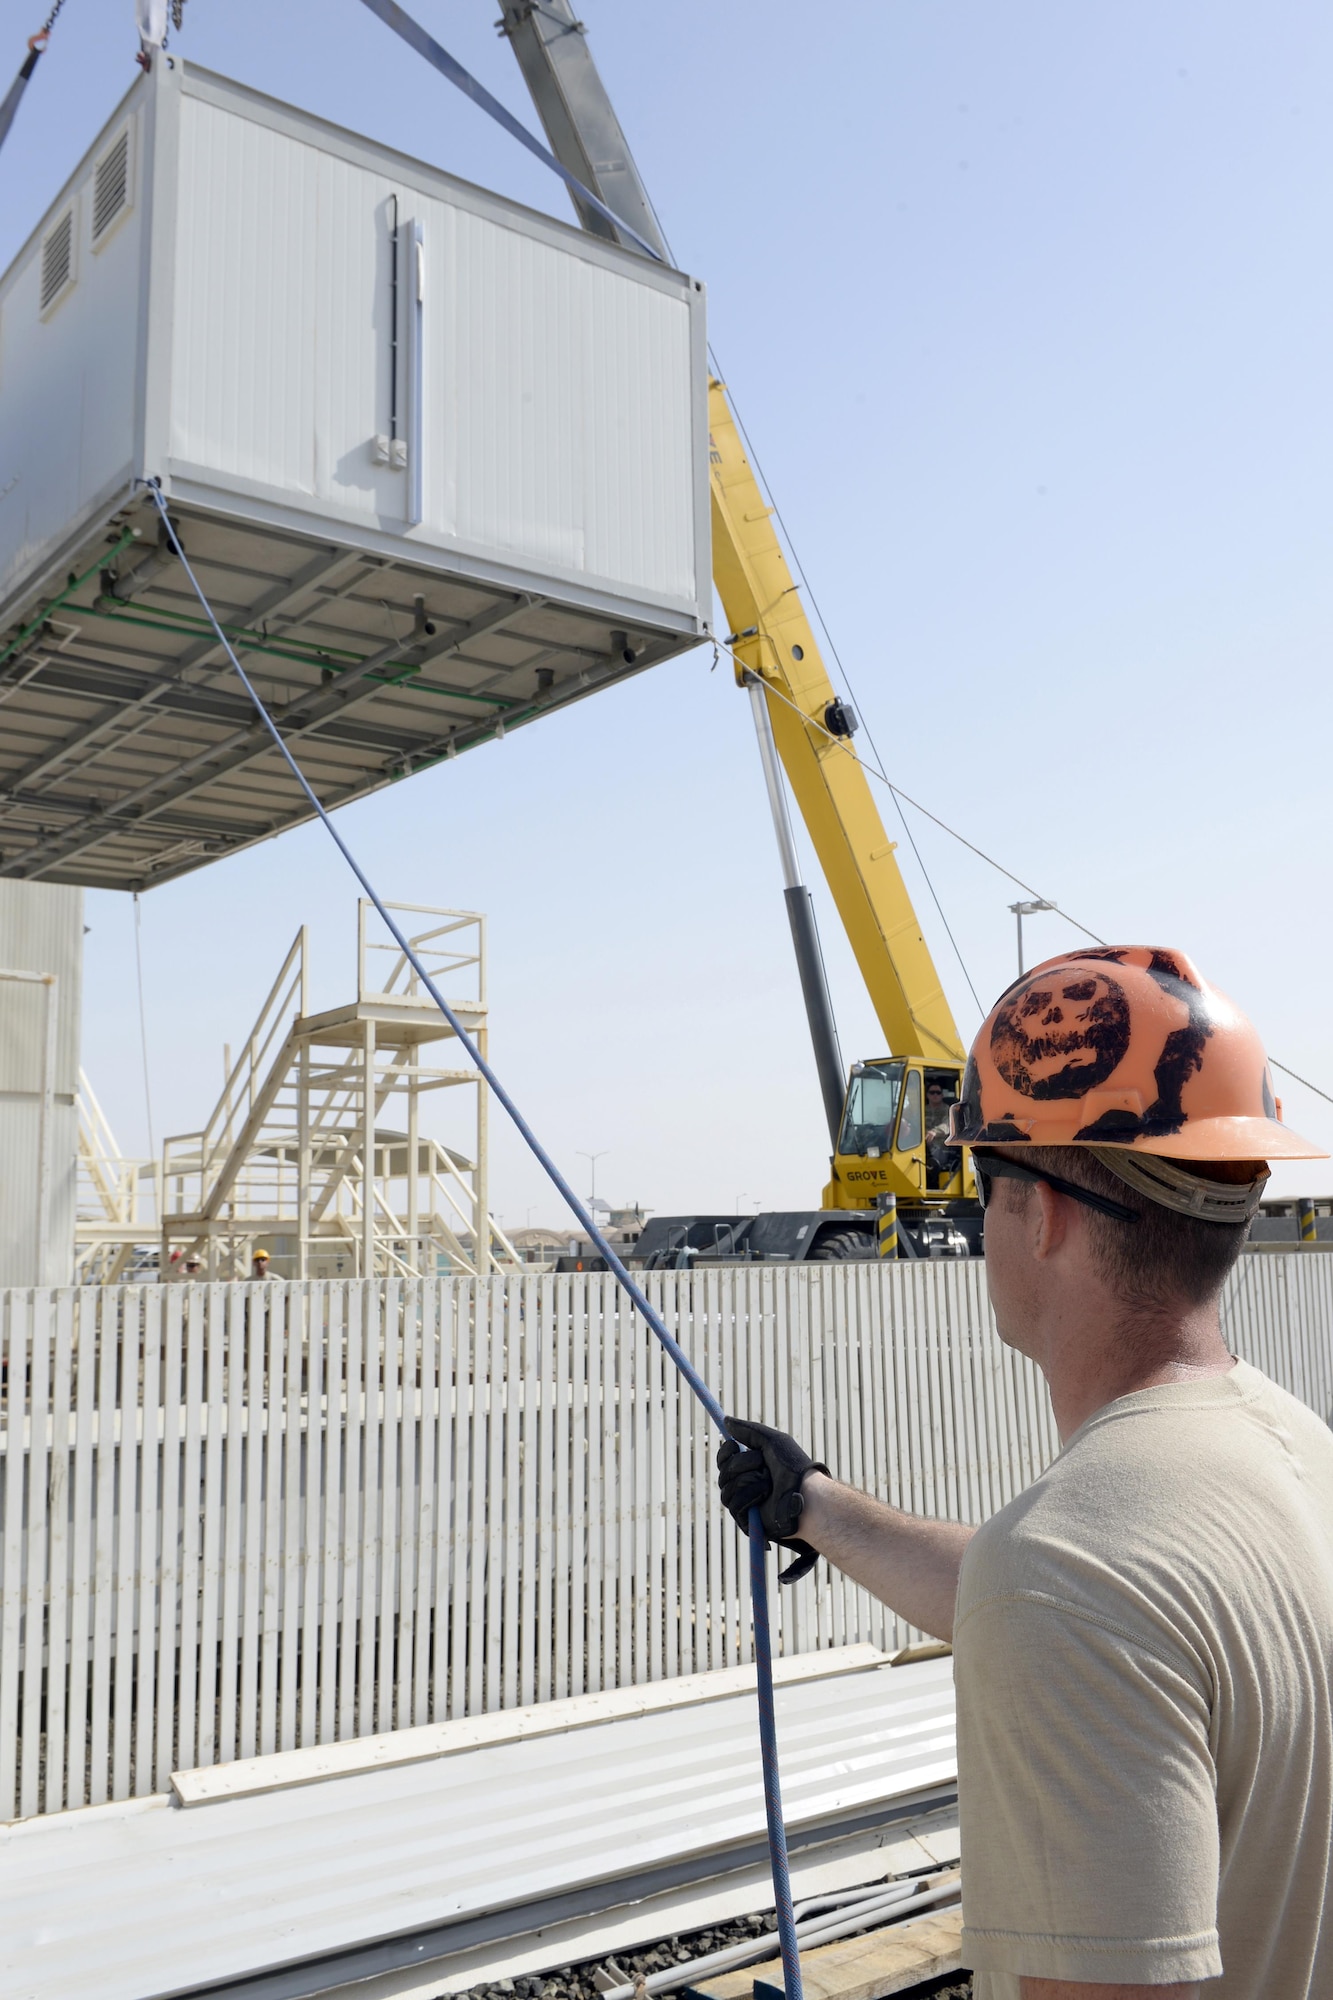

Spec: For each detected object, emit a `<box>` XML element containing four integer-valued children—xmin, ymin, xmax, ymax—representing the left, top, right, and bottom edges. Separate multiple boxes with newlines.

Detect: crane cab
<box><xmin>824</xmin><ymin>1058</ymin><xmax>971</xmax><ymax>1212</ymax></box>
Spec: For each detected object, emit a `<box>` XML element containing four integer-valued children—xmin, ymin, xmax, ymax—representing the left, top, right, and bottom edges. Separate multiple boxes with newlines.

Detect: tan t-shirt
<box><xmin>953</xmin><ymin>1359</ymin><xmax>1333</xmax><ymax>1997</ymax></box>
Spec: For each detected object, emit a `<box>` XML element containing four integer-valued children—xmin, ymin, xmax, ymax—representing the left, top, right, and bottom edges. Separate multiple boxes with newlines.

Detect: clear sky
<box><xmin>4</xmin><ymin>0</ymin><xmax>1332</xmax><ymax>1226</ymax></box>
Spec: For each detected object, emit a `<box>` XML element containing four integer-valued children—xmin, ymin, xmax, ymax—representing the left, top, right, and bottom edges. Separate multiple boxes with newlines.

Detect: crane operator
<box><xmin>718</xmin><ymin>947</ymin><xmax>1333</xmax><ymax>2000</ymax></box>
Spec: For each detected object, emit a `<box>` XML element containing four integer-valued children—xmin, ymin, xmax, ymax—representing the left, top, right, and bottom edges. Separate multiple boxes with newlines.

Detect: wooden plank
<box><xmin>197</xmin><ymin>1285</ymin><xmax>228</xmax><ymax>1770</ymax></box>
<box><xmin>240</xmin><ymin>1288</ymin><xmax>267</xmax><ymax>1761</ymax></box>
<box><xmin>535</xmin><ymin>1272</ymin><xmax>557</xmax><ymax>1708</ymax></box>
<box><xmin>110</xmin><ymin>1290</ymin><xmax>141</xmax><ymax>1801</ymax></box>
<box><xmin>45</xmin><ymin>1291</ymin><xmax>74</xmax><ymax>1813</ymax></box>
<box><xmin>449</xmin><ymin>1279</ymin><xmax>474</xmax><ymax>1721</ymax></box>
<box><xmin>562</xmin><ymin>1274</ymin><xmax>583</xmax><ymax>1701</ymax></box>
<box><xmin>468</xmin><ymin>1279</ymin><xmax>492</xmax><ymax>1715</ymax></box>
<box><xmin>394</xmin><ymin>1281</ymin><xmax>420</xmax><ymax>1733</ymax></box>
<box><xmin>658</xmin><ymin>1271</ymin><xmax>680</xmax><ymax>1682</ymax></box>
<box><xmin>705</xmin><ymin>1267</ymin><xmax>730</xmax><ymax>1671</ymax></box>
<box><xmin>134</xmin><ymin>1288</ymin><xmax>162</xmax><ymax>1794</ymax></box>
<box><xmin>582</xmin><ymin>1274</ymin><xmax>603</xmax><ymax>1696</ymax></box>
<box><xmin>426</xmin><ymin>1279</ymin><xmax>452</xmax><ymax>1725</ymax></box>
<box><xmin>372</xmin><ymin>1280</ymin><xmax>396</xmax><ymax>1736</ymax></box>
<box><xmin>218</xmin><ymin>1286</ymin><xmax>246</xmax><ymax>1765</ymax></box>
<box><xmin>321</xmin><ymin>1284</ymin><xmax>345</xmax><ymax>1746</ymax></box>
<box><xmin>684</xmin><ymin>1904</ymin><xmax>963</xmax><ymax>2000</ymax></box>
<box><xmin>155</xmin><ymin>1287</ymin><xmax>184</xmax><ymax>1790</ymax></box>
<box><xmin>279</xmin><ymin>1283</ymin><xmax>304</xmax><ymax>1752</ymax></box>
<box><xmin>20</xmin><ymin>1291</ymin><xmax>51</xmax><ymax>1817</ymax></box>
<box><xmin>501</xmin><ymin>1277</ymin><xmax>521</xmax><ymax>1711</ymax></box>
<box><xmin>484</xmin><ymin>1280</ymin><xmax>505</xmax><ymax>1713</ymax></box>
<box><xmin>339</xmin><ymin>1282</ymin><xmax>363</xmax><ymax>1743</ymax></box>
<box><xmin>412</xmin><ymin>1279</ymin><xmax>437</xmax><ymax>1729</ymax></box>
<box><xmin>172</xmin><ymin>1644</ymin><xmax>890</xmax><ymax>1804</ymax></box>
<box><xmin>0</xmin><ymin>1295</ymin><xmax>29</xmax><ymax>1819</ymax></box>
<box><xmin>357</xmin><ymin>1279</ymin><xmax>382</xmax><ymax>1742</ymax></box>
<box><xmin>646</xmin><ymin>1304</ymin><xmax>664</xmax><ymax>1685</ymax></box>
<box><xmin>65</xmin><ymin>1290</ymin><xmax>98</xmax><ymax>1809</ymax></box>
<box><xmin>176</xmin><ymin>1285</ymin><xmax>205</xmax><ymax>1774</ymax></box>
<box><xmin>518</xmin><ymin>1275</ymin><xmax>538</xmax><ymax>1710</ymax></box>
<box><xmin>87</xmin><ymin>1291</ymin><xmax>118</xmax><ymax>1806</ymax></box>
<box><xmin>297</xmin><ymin>1283</ymin><xmax>321</xmax><ymax>1750</ymax></box>
<box><xmin>618</xmin><ymin>1285</ymin><xmax>635</xmax><ymax>1690</ymax></box>
<box><xmin>632</xmin><ymin>1287</ymin><xmax>650</xmax><ymax>1685</ymax></box>
<box><xmin>356</xmin><ymin>1288</ymin><xmax>382</xmax><ymax>1744</ymax></box>
<box><xmin>679</xmin><ymin>1271</ymin><xmax>706</xmax><ymax>1679</ymax></box>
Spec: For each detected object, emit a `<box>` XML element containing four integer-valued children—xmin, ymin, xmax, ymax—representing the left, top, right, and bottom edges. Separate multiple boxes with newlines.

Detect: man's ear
<box><xmin>1030</xmin><ymin>1178</ymin><xmax>1069</xmax><ymax>1261</ymax></box>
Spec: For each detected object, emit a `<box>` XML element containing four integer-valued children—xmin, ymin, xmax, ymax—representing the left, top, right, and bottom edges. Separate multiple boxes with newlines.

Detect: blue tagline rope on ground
<box><xmin>140</xmin><ymin>481</ymin><xmax>805</xmax><ymax>2000</ymax></box>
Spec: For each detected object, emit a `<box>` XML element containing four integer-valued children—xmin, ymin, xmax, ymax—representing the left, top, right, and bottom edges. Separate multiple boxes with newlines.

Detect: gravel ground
<box><xmin>460</xmin><ymin>1906</ymin><xmax>970</xmax><ymax>2000</ymax></box>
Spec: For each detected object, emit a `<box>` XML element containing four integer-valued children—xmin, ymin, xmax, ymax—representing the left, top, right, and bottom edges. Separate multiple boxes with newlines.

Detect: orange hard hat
<box><xmin>949</xmin><ymin>946</ymin><xmax>1324</xmax><ymax>1164</ymax></box>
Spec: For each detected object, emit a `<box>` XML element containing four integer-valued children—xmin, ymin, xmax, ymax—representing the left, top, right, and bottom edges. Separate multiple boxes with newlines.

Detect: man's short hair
<box><xmin>1018</xmin><ymin>1145</ymin><xmax>1255</xmax><ymax>1308</ymax></box>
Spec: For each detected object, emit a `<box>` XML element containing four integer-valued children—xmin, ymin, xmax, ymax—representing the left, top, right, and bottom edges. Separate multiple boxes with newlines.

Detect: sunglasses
<box><xmin>972</xmin><ymin>1148</ymin><xmax>1139</xmax><ymax>1224</ymax></box>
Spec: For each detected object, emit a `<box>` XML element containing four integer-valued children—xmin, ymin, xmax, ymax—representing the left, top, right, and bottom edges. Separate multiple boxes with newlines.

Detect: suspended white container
<box><xmin>0</xmin><ymin>62</ymin><xmax>710</xmax><ymax>889</ymax></box>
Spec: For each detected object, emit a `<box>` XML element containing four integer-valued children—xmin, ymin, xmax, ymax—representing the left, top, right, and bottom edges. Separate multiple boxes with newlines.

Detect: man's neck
<box><xmin>1042</xmin><ymin>1299</ymin><xmax>1236</xmax><ymax>1441</ymax></box>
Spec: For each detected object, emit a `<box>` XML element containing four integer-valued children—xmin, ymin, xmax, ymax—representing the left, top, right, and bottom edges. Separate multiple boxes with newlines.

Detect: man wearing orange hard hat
<box><xmin>718</xmin><ymin>947</ymin><xmax>1333</xmax><ymax>2000</ymax></box>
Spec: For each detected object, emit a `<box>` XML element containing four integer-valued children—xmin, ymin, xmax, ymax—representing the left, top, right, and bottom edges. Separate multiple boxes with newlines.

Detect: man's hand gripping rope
<box><xmin>718</xmin><ymin>1418</ymin><xmax>828</xmax><ymax>1585</ymax></box>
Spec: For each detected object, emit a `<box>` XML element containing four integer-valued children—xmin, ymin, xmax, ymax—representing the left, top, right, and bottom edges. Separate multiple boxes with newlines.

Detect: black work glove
<box><xmin>717</xmin><ymin>1417</ymin><xmax>829</xmax><ymax>1586</ymax></box>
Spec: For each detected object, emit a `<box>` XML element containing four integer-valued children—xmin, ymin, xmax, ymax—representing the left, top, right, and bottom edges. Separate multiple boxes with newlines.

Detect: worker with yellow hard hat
<box><xmin>250</xmin><ymin>1247</ymin><xmax>271</xmax><ymax>1279</ymax></box>
<box><xmin>718</xmin><ymin>947</ymin><xmax>1333</xmax><ymax>2000</ymax></box>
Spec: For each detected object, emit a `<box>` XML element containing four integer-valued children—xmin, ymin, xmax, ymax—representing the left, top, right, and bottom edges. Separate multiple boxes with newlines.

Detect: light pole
<box><xmin>1009</xmin><ymin>899</ymin><xmax>1057</xmax><ymax>977</ymax></box>
<box><xmin>578</xmin><ymin>1150</ymin><xmax>609</xmax><ymax>1209</ymax></box>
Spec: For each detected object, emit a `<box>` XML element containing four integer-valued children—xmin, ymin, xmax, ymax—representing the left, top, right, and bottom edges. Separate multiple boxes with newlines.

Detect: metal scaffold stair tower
<box><xmin>159</xmin><ymin>902</ymin><xmax>517</xmax><ymax>1279</ymax></box>
<box><xmin>75</xmin><ymin>1070</ymin><xmax>159</xmax><ymax>1283</ymax></box>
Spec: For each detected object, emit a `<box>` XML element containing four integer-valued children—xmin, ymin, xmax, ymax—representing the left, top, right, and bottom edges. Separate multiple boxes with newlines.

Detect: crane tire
<box><xmin>809</xmin><ymin>1229</ymin><xmax>874</xmax><ymax>1263</ymax></box>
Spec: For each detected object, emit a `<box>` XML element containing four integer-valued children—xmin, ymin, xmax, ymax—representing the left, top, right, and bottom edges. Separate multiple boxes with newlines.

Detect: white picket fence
<box><xmin>1</xmin><ymin>1255</ymin><xmax>1330</xmax><ymax>1823</ymax></box>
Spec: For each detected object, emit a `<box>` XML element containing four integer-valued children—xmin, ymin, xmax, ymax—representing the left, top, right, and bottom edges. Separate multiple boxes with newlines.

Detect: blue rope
<box><xmin>355</xmin><ymin>0</ymin><xmax>664</xmax><ymax>263</ymax></box>
<box><xmin>141</xmin><ymin>481</ymin><xmax>805</xmax><ymax>2000</ymax></box>
<box><xmin>750</xmin><ymin>1529</ymin><xmax>802</xmax><ymax>1991</ymax></box>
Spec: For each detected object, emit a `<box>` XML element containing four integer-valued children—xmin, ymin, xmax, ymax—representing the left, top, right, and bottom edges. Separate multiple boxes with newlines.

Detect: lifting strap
<box><xmin>0</xmin><ymin>1</ymin><xmax>65</xmax><ymax>158</ymax></box>
<box><xmin>355</xmin><ymin>0</ymin><xmax>663</xmax><ymax>261</ymax></box>
<box><xmin>135</xmin><ymin>0</ymin><xmax>168</xmax><ymax>52</ymax></box>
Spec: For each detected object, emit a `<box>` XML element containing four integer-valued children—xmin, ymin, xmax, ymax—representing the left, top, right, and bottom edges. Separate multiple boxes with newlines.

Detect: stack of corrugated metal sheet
<box><xmin>1</xmin><ymin>1648</ymin><xmax>956</xmax><ymax>2000</ymax></box>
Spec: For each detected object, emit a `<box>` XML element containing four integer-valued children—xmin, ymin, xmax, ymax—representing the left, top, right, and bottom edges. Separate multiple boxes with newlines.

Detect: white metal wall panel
<box><xmin>0</xmin><ymin>110</ymin><xmax>145</xmax><ymax>607</ymax></box>
<box><xmin>0</xmin><ymin>1253</ymin><xmax>1325</xmax><ymax>1824</ymax></box>
<box><xmin>0</xmin><ymin>881</ymin><xmax>82</xmax><ymax>1286</ymax></box>
<box><xmin>439</xmin><ymin>205</ymin><xmax>696</xmax><ymax>598</ymax></box>
<box><xmin>169</xmin><ymin>83</ymin><xmax>700</xmax><ymax>608</ymax></box>
<box><xmin>0</xmin><ymin>1098</ymin><xmax>45</xmax><ymax>1284</ymax></box>
<box><xmin>171</xmin><ymin>95</ymin><xmax>326</xmax><ymax>504</ymax></box>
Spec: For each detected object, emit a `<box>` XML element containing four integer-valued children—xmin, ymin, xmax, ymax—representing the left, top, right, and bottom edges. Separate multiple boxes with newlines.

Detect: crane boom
<box><xmin>708</xmin><ymin>392</ymin><xmax>963</xmax><ymax>1064</ymax></box>
<box><xmin>498</xmin><ymin>0</ymin><xmax>963</xmax><ymax>1071</ymax></box>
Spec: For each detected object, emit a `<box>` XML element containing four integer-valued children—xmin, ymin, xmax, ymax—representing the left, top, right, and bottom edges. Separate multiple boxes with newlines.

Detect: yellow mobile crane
<box><xmin>500</xmin><ymin>1</ymin><xmax>978</xmax><ymax>1260</ymax></box>
<box><xmin>703</xmin><ymin>391</ymin><xmax>978</xmax><ymax>1257</ymax></box>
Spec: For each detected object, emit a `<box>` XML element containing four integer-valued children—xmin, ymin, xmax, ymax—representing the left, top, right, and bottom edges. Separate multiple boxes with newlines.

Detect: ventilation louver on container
<box><xmin>92</xmin><ymin>130</ymin><xmax>131</xmax><ymax>244</ymax></box>
<box><xmin>40</xmin><ymin>210</ymin><xmax>74</xmax><ymax>313</ymax></box>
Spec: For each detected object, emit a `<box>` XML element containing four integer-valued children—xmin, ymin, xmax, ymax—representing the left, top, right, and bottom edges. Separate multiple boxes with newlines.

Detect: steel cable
<box><xmin>139</xmin><ymin>479</ymin><xmax>807</xmax><ymax>2000</ymax></box>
